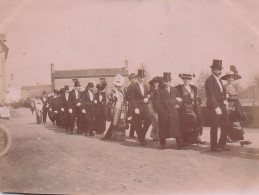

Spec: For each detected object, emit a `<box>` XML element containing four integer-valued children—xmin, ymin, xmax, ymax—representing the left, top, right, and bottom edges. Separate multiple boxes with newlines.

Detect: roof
<box><xmin>53</xmin><ymin>67</ymin><xmax>128</xmax><ymax>79</ymax></box>
<box><xmin>21</xmin><ymin>85</ymin><xmax>51</xmax><ymax>90</ymax></box>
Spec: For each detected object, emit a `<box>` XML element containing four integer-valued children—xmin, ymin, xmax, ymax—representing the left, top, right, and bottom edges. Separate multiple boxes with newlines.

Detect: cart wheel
<box><xmin>0</xmin><ymin>124</ymin><xmax>11</xmax><ymax>157</ymax></box>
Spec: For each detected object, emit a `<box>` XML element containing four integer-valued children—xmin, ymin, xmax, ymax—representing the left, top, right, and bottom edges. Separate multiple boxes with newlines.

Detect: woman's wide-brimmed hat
<box><xmin>113</xmin><ymin>74</ymin><xmax>125</xmax><ymax>86</ymax></box>
<box><xmin>221</xmin><ymin>71</ymin><xmax>241</xmax><ymax>80</ymax></box>
<box><xmin>149</xmin><ymin>76</ymin><xmax>162</xmax><ymax>86</ymax></box>
<box><xmin>221</xmin><ymin>65</ymin><xmax>242</xmax><ymax>80</ymax></box>
<box><xmin>179</xmin><ymin>73</ymin><xmax>195</xmax><ymax>79</ymax></box>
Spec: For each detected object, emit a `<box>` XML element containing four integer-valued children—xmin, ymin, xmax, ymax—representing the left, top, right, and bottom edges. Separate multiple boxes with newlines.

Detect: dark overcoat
<box><xmin>153</xmin><ymin>86</ymin><xmax>181</xmax><ymax>139</ymax></box>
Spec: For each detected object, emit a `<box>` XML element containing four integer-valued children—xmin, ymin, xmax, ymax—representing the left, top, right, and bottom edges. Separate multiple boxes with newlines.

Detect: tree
<box><xmin>194</xmin><ymin>70</ymin><xmax>210</xmax><ymax>105</ymax></box>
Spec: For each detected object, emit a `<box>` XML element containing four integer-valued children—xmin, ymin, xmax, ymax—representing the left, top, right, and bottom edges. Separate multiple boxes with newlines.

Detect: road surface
<box><xmin>0</xmin><ymin>108</ymin><xmax>259</xmax><ymax>194</ymax></box>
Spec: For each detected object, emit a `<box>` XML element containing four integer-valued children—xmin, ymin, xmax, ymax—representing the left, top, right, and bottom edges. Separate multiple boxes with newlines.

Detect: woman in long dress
<box><xmin>176</xmin><ymin>73</ymin><xmax>205</xmax><ymax>145</ymax></box>
<box><xmin>103</xmin><ymin>74</ymin><xmax>127</xmax><ymax>141</ymax></box>
<box><xmin>148</xmin><ymin>77</ymin><xmax>162</xmax><ymax>141</ymax></box>
<box><xmin>221</xmin><ymin>65</ymin><xmax>252</xmax><ymax>146</ymax></box>
<box><xmin>34</xmin><ymin>96</ymin><xmax>43</xmax><ymax>124</ymax></box>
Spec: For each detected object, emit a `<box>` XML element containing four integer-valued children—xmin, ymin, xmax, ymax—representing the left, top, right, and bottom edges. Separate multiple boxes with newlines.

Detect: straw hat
<box><xmin>113</xmin><ymin>74</ymin><xmax>125</xmax><ymax>86</ymax></box>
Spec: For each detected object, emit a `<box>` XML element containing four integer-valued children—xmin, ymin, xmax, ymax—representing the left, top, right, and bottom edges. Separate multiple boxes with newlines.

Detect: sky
<box><xmin>0</xmin><ymin>0</ymin><xmax>259</xmax><ymax>88</ymax></box>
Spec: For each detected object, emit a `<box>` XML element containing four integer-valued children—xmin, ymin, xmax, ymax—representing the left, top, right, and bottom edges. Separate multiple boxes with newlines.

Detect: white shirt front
<box><xmin>65</xmin><ymin>92</ymin><xmax>69</xmax><ymax>101</ymax></box>
<box><xmin>88</xmin><ymin>90</ymin><xmax>94</xmax><ymax>101</ymax></box>
<box><xmin>43</xmin><ymin>97</ymin><xmax>46</xmax><ymax>102</ymax></box>
<box><xmin>138</xmin><ymin>82</ymin><xmax>144</xmax><ymax>96</ymax></box>
<box><xmin>212</xmin><ymin>74</ymin><xmax>223</xmax><ymax>92</ymax></box>
<box><xmin>75</xmin><ymin>90</ymin><xmax>79</xmax><ymax>99</ymax></box>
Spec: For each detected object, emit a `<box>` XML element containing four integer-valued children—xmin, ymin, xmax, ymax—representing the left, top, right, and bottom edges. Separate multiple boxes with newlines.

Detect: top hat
<box><xmin>128</xmin><ymin>73</ymin><xmax>137</xmax><ymax>79</ymax></box>
<box><xmin>149</xmin><ymin>76</ymin><xmax>162</xmax><ymax>86</ymax></box>
<box><xmin>74</xmin><ymin>80</ymin><xmax>81</xmax><ymax>87</ymax></box>
<box><xmin>210</xmin><ymin>59</ymin><xmax>223</xmax><ymax>70</ymax></box>
<box><xmin>221</xmin><ymin>65</ymin><xmax>241</xmax><ymax>80</ymax></box>
<box><xmin>163</xmin><ymin>72</ymin><xmax>172</xmax><ymax>81</ymax></box>
<box><xmin>87</xmin><ymin>82</ymin><xmax>95</xmax><ymax>89</ymax></box>
<box><xmin>113</xmin><ymin>74</ymin><xmax>125</xmax><ymax>87</ymax></box>
<box><xmin>42</xmin><ymin>91</ymin><xmax>46</xmax><ymax>94</ymax></box>
<box><xmin>64</xmin><ymin>85</ymin><xmax>69</xmax><ymax>90</ymax></box>
<box><xmin>179</xmin><ymin>73</ymin><xmax>195</xmax><ymax>79</ymax></box>
<box><xmin>137</xmin><ymin>69</ymin><xmax>145</xmax><ymax>77</ymax></box>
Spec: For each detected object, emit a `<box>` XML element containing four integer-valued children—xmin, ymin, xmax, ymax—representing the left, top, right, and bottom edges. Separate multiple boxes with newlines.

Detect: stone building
<box><xmin>0</xmin><ymin>33</ymin><xmax>8</xmax><ymax>101</ymax></box>
<box><xmin>21</xmin><ymin>84</ymin><xmax>51</xmax><ymax>100</ymax></box>
<box><xmin>51</xmin><ymin>61</ymin><xmax>129</xmax><ymax>92</ymax></box>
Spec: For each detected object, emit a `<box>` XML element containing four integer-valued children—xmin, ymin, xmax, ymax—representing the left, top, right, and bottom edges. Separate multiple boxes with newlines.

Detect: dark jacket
<box><xmin>126</xmin><ymin>83</ymin><xmax>136</xmax><ymax>116</ymax></box>
<box><xmin>205</xmin><ymin>75</ymin><xmax>226</xmax><ymax>110</ymax></box>
<box><xmin>153</xmin><ymin>86</ymin><xmax>181</xmax><ymax>139</ymax></box>
<box><xmin>130</xmin><ymin>82</ymin><xmax>150</xmax><ymax>112</ymax></box>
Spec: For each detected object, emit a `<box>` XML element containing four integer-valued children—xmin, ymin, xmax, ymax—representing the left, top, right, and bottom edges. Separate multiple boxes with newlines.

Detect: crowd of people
<box><xmin>32</xmin><ymin>59</ymin><xmax>252</xmax><ymax>151</ymax></box>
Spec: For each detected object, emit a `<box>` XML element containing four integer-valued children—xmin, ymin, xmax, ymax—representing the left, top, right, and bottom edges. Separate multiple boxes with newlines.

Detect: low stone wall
<box><xmin>202</xmin><ymin>106</ymin><xmax>259</xmax><ymax>128</ymax></box>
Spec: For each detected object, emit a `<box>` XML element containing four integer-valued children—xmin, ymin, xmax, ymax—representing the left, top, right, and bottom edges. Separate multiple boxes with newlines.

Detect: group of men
<box><xmin>36</xmin><ymin>58</ymin><xmax>232</xmax><ymax>152</ymax></box>
<box><xmin>39</xmin><ymin>80</ymin><xmax>106</xmax><ymax>136</ymax></box>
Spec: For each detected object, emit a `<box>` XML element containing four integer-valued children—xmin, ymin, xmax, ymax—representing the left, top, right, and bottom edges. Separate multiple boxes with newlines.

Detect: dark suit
<box><xmin>94</xmin><ymin>91</ymin><xmax>106</xmax><ymax>134</ymax></box>
<box><xmin>126</xmin><ymin>83</ymin><xmax>136</xmax><ymax>137</ymax></box>
<box><xmin>130</xmin><ymin>82</ymin><xmax>151</xmax><ymax>142</ymax></box>
<box><xmin>205</xmin><ymin>75</ymin><xmax>229</xmax><ymax>150</ymax></box>
<box><xmin>50</xmin><ymin>96</ymin><xmax>62</xmax><ymax>126</ymax></box>
<box><xmin>81</xmin><ymin>89</ymin><xmax>96</xmax><ymax>135</ymax></box>
<box><xmin>70</xmin><ymin>89</ymin><xmax>83</xmax><ymax>134</ymax></box>
<box><xmin>61</xmin><ymin>92</ymin><xmax>74</xmax><ymax>132</ymax></box>
<box><xmin>153</xmin><ymin>86</ymin><xmax>181</xmax><ymax>145</ymax></box>
<box><xmin>41</xmin><ymin>97</ymin><xmax>48</xmax><ymax>123</ymax></box>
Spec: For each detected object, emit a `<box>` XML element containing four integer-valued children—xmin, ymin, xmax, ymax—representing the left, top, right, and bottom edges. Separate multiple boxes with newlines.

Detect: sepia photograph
<box><xmin>0</xmin><ymin>0</ymin><xmax>259</xmax><ymax>194</ymax></box>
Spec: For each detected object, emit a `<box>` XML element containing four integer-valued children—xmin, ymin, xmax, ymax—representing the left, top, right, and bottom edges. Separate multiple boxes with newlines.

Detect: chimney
<box><xmin>124</xmin><ymin>60</ymin><xmax>128</xmax><ymax>70</ymax></box>
<box><xmin>51</xmin><ymin>63</ymin><xmax>55</xmax><ymax>91</ymax></box>
<box><xmin>51</xmin><ymin>63</ymin><xmax>55</xmax><ymax>74</ymax></box>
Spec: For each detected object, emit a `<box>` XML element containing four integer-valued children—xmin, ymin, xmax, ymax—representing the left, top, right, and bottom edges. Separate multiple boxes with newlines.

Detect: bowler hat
<box><xmin>179</xmin><ymin>73</ymin><xmax>195</xmax><ymax>79</ymax></box>
<box><xmin>42</xmin><ymin>91</ymin><xmax>46</xmax><ymax>94</ymax></box>
<box><xmin>96</xmin><ymin>83</ymin><xmax>104</xmax><ymax>90</ymax></box>
<box><xmin>64</xmin><ymin>85</ymin><xmax>69</xmax><ymax>90</ymax></box>
<box><xmin>149</xmin><ymin>76</ymin><xmax>162</xmax><ymax>86</ymax></box>
<box><xmin>74</xmin><ymin>80</ymin><xmax>81</xmax><ymax>87</ymax></box>
<box><xmin>137</xmin><ymin>69</ymin><xmax>145</xmax><ymax>77</ymax></box>
<box><xmin>210</xmin><ymin>59</ymin><xmax>223</xmax><ymax>70</ymax></box>
<box><xmin>128</xmin><ymin>73</ymin><xmax>137</xmax><ymax>79</ymax></box>
<box><xmin>163</xmin><ymin>72</ymin><xmax>172</xmax><ymax>81</ymax></box>
<box><xmin>87</xmin><ymin>82</ymin><xmax>95</xmax><ymax>88</ymax></box>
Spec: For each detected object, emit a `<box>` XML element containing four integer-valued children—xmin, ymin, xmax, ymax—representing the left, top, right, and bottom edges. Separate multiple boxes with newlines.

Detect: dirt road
<box><xmin>0</xmin><ymin>108</ymin><xmax>259</xmax><ymax>194</ymax></box>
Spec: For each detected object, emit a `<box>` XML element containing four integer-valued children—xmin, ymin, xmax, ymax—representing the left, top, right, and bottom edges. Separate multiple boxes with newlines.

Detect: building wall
<box><xmin>21</xmin><ymin>85</ymin><xmax>52</xmax><ymax>100</ymax></box>
<box><xmin>54</xmin><ymin>76</ymin><xmax>130</xmax><ymax>93</ymax></box>
<box><xmin>0</xmin><ymin>52</ymin><xmax>6</xmax><ymax>101</ymax></box>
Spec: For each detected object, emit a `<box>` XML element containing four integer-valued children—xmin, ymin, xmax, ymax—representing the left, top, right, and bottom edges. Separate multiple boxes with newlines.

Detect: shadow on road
<box><xmin>39</xmin><ymin>121</ymin><xmax>259</xmax><ymax>161</ymax></box>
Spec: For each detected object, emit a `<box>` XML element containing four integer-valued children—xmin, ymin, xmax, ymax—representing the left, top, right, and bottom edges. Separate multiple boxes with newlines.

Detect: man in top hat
<box><xmin>41</xmin><ymin>91</ymin><xmax>48</xmax><ymax>124</ymax></box>
<box><xmin>94</xmin><ymin>83</ymin><xmax>107</xmax><ymax>134</ymax></box>
<box><xmin>50</xmin><ymin>89</ymin><xmax>62</xmax><ymax>126</ymax></box>
<box><xmin>205</xmin><ymin>59</ymin><xmax>230</xmax><ymax>152</ymax></box>
<box><xmin>153</xmin><ymin>72</ymin><xmax>185</xmax><ymax>149</ymax></box>
<box><xmin>70</xmin><ymin>80</ymin><xmax>83</xmax><ymax>134</ymax></box>
<box><xmin>81</xmin><ymin>81</ymin><xmax>96</xmax><ymax>136</ymax></box>
<box><xmin>60</xmin><ymin>85</ymin><xmax>74</xmax><ymax>133</ymax></box>
<box><xmin>130</xmin><ymin>69</ymin><xmax>151</xmax><ymax>145</ymax></box>
<box><xmin>125</xmin><ymin>73</ymin><xmax>138</xmax><ymax>138</ymax></box>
